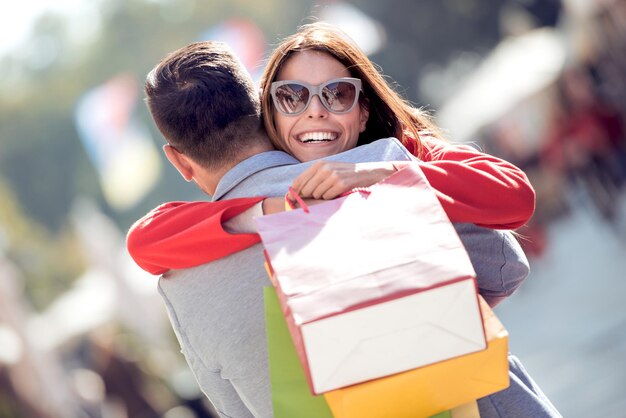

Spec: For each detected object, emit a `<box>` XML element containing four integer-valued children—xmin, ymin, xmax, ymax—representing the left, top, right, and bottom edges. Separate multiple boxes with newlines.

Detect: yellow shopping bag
<box><xmin>452</xmin><ymin>401</ymin><xmax>481</xmax><ymax>418</ymax></box>
<box><xmin>323</xmin><ymin>297</ymin><xmax>508</xmax><ymax>418</ymax></box>
<box><xmin>264</xmin><ymin>287</ymin><xmax>479</xmax><ymax>418</ymax></box>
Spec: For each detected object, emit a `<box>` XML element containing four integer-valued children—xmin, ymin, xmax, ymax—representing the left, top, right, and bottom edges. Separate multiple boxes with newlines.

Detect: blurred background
<box><xmin>0</xmin><ymin>0</ymin><xmax>625</xmax><ymax>417</ymax></box>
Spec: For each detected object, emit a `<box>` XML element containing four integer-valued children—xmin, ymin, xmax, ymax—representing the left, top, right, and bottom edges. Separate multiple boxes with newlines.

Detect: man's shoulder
<box><xmin>214</xmin><ymin>151</ymin><xmax>298</xmax><ymax>199</ymax></box>
<box><xmin>328</xmin><ymin>137</ymin><xmax>416</xmax><ymax>162</ymax></box>
<box><xmin>218</xmin><ymin>138</ymin><xmax>416</xmax><ymax>199</ymax></box>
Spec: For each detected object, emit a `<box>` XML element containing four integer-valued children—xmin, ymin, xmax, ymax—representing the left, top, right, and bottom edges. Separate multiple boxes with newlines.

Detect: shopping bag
<box><xmin>451</xmin><ymin>401</ymin><xmax>481</xmax><ymax>418</ymax></box>
<box><xmin>264</xmin><ymin>287</ymin><xmax>469</xmax><ymax>418</ymax></box>
<box><xmin>323</xmin><ymin>296</ymin><xmax>507</xmax><ymax>418</ymax></box>
<box><xmin>264</xmin><ymin>287</ymin><xmax>333</xmax><ymax>418</ymax></box>
<box><xmin>256</xmin><ymin>165</ymin><xmax>486</xmax><ymax>394</ymax></box>
<box><xmin>430</xmin><ymin>401</ymin><xmax>481</xmax><ymax>418</ymax></box>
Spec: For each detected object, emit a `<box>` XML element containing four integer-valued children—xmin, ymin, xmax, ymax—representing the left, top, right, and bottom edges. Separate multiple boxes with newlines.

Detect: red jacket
<box><xmin>127</xmin><ymin>137</ymin><xmax>535</xmax><ymax>275</ymax></box>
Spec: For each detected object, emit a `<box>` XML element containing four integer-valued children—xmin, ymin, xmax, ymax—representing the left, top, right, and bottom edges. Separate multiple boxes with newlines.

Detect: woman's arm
<box><xmin>416</xmin><ymin>137</ymin><xmax>535</xmax><ymax>230</ymax></box>
<box><xmin>127</xmin><ymin>138</ymin><xmax>535</xmax><ymax>274</ymax></box>
<box><xmin>126</xmin><ymin>198</ymin><xmax>263</xmax><ymax>275</ymax></box>
<box><xmin>289</xmin><ymin>138</ymin><xmax>534</xmax><ymax>229</ymax></box>
<box><xmin>126</xmin><ymin>196</ymin><xmax>320</xmax><ymax>275</ymax></box>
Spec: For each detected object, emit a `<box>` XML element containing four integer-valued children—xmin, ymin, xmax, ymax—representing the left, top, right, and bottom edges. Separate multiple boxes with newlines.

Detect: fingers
<box><xmin>309</xmin><ymin>174</ymin><xmax>347</xmax><ymax>199</ymax></box>
<box><xmin>291</xmin><ymin>161</ymin><xmax>399</xmax><ymax>202</ymax></box>
<box><xmin>291</xmin><ymin>161</ymin><xmax>323</xmax><ymax>196</ymax></box>
<box><xmin>294</xmin><ymin>161</ymin><xmax>354</xmax><ymax>199</ymax></box>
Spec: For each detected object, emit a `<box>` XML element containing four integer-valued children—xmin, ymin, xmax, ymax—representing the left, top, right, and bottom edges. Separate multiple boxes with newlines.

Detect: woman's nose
<box><xmin>306</xmin><ymin>94</ymin><xmax>328</xmax><ymax>118</ymax></box>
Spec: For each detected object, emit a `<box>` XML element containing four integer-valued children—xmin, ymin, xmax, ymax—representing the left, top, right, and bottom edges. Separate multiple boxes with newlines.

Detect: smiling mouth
<box><xmin>297</xmin><ymin>132</ymin><xmax>338</xmax><ymax>143</ymax></box>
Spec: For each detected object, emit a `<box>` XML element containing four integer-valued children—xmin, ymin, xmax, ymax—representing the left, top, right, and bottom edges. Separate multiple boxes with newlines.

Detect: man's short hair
<box><xmin>145</xmin><ymin>41</ymin><xmax>262</xmax><ymax>168</ymax></box>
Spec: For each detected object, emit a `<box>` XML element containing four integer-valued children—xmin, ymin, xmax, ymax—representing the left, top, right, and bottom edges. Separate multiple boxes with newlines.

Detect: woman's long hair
<box><xmin>260</xmin><ymin>22</ymin><xmax>444</xmax><ymax>158</ymax></box>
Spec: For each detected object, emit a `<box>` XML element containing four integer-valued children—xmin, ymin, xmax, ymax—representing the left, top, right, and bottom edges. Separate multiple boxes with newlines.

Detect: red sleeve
<box><xmin>126</xmin><ymin>198</ymin><xmax>263</xmax><ymax>275</ymax></box>
<box><xmin>128</xmin><ymin>137</ymin><xmax>534</xmax><ymax>275</ymax></box>
<box><xmin>410</xmin><ymin>136</ymin><xmax>535</xmax><ymax>229</ymax></box>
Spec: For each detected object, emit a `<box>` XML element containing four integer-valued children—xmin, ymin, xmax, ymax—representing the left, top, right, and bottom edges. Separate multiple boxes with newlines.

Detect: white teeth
<box><xmin>298</xmin><ymin>132</ymin><xmax>337</xmax><ymax>143</ymax></box>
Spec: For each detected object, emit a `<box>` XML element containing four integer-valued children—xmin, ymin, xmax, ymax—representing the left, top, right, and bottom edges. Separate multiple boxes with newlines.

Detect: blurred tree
<box><xmin>0</xmin><ymin>178</ymin><xmax>86</xmax><ymax>310</ymax></box>
<box><xmin>0</xmin><ymin>0</ymin><xmax>316</xmax><ymax>234</ymax></box>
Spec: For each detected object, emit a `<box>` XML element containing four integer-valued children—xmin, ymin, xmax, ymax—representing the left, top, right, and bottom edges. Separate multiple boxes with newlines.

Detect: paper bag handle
<box><xmin>285</xmin><ymin>187</ymin><xmax>310</xmax><ymax>213</ymax></box>
<box><xmin>285</xmin><ymin>186</ymin><xmax>375</xmax><ymax>213</ymax></box>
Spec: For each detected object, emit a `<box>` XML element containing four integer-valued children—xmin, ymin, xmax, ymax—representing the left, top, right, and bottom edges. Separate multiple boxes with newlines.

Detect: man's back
<box><xmin>160</xmin><ymin>138</ymin><xmax>416</xmax><ymax>417</ymax></box>
<box><xmin>159</xmin><ymin>138</ymin><xmax>530</xmax><ymax>418</ymax></box>
<box><xmin>160</xmin><ymin>244</ymin><xmax>270</xmax><ymax>417</ymax></box>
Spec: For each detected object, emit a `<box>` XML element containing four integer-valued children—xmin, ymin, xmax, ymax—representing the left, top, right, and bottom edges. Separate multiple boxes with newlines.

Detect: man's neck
<box><xmin>204</xmin><ymin>136</ymin><xmax>275</xmax><ymax>195</ymax></box>
<box><xmin>238</xmin><ymin>138</ymin><xmax>276</xmax><ymax>163</ymax></box>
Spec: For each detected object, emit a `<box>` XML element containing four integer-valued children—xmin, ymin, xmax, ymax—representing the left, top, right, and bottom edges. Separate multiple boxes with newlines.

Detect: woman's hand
<box><xmin>261</xmin><ymin>196</ymin><xmax>326</xmax><ymax>214</ymax></box>
<box><xmin>291</xmin><ymin>161</ymin><xmax>399</xmax><ymax>199</ymax></box>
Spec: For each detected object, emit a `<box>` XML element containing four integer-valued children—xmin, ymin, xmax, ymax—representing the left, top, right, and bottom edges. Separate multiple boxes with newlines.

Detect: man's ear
<box><xmin>163</xmin><ymin>144</ymin><xmax>194</xmax><ymax>182</ymax></box>
<box><xmin>359</xmin><ymin>98</ymin><xmax>370</xmax><ymax>132</ymax></box>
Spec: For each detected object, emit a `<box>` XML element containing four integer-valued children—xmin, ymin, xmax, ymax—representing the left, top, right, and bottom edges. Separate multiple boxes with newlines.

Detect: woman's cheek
<box><xmin>273</xmin><ymin>114</ymin><xmax>291</xmax><ymax>151</ymax></box>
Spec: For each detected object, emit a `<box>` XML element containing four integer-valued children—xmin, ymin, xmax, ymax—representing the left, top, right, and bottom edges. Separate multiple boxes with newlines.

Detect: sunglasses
<box><xmin>270</xmin><ymin>77</ymin><xmax>362</xmax><ymax>116</ymax></box>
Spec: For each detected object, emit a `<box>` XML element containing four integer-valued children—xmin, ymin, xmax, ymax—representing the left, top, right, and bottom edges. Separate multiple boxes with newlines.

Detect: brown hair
<box><xmin>260</xmin><ymin>22</ymin><xmax>444</xmax><ymax>157</ymax></box>
<box><xmin>145</xmin><ymin>41</ymin><xmax>263</xmax><ymax>168</ymax></box>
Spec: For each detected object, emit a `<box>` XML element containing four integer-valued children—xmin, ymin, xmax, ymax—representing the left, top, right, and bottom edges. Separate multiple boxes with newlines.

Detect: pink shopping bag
<box><xmin>256</xmin><ymin>166</ymin><xmax>486</xmax><ymax>394</ymax></box>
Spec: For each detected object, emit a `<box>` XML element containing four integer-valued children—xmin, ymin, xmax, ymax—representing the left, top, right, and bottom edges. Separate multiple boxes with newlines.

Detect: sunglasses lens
<box><xmin>273</xmin><ymin>83</ymin><xmax>310</xmax><ymax>114</ymax></box>
<box><xmin>321</xmin><ymin>81</ymin><xmax>357</xmax><ymax>113</ymax></box>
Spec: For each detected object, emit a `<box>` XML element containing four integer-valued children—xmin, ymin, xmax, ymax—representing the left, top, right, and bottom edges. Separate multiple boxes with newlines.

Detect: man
<box><xmin>129</xmin><ymin>41</ymin><xmax>560</xmax><ymax>417</ymax></box>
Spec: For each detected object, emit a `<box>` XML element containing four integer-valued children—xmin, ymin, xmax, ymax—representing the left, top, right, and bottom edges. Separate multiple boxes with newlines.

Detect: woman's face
<box><xmin>271</xmin><ymin>51</ymin><xmax>369</xmax><ymax>162</ymax></box>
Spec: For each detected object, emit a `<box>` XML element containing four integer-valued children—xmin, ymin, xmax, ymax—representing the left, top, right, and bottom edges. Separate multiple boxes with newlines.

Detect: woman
<box><xmin>259</xmin><ymin>22</ymin><xmax>533</xmax><ymax>223</ymax></box>
<box><xmin>128</xmin><ymin>22</ymin><xmax>535</xmax><ymax>275</ymax></box>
